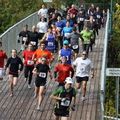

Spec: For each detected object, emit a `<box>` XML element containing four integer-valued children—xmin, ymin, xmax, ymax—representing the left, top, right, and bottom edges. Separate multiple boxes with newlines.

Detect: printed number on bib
<box><xmin>80</xmin><ymin>18</ymin><xmax>84</xmax><ymax>21</ymax></box>
<box><xmin>39</xmin><ymin>72</ymin><xmax>46</xmax><ymax>78</ymax></box>
<box><xmin>23</xmin><ymin>37</ymin><xmax>27</xmax><ymax>42</ymax></box>
<box><xmin>30</xmin><ymin>41</ymin><xmax>36</xmax><ymax>45</ymax></box>
<box><xmin>61</xmin><ymin>99</ymin><xmax>70</xmax><ymax>107</ymax></box>
<box><xmin>72</xmin><ymin>45</ymin><xmax>78</xmax><ymax>49</ymax></box>
<box><xmin>27</xmin><ymin>60</ymin><xmax>34</xmax><ymax>65</ymax></box>
<box><xmin>97</xmin><ymin>15</ymin><xmax>100</xmax><ymax>19</ymax></box>
<box><xmin>64</xmin><ymin>33</ymin><xmax>71</xmax><ymax>38</ymax></box>
<box><xmin>48</xmin><ymin>42</ymin><xmax>54</xmax><ymax>46</ymax></box>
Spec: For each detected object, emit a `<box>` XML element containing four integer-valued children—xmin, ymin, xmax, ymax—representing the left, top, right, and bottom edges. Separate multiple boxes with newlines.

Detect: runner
<box><xmin>18</xmin><ymin>24</ymin><xmax>30</xmax><ymax>51</ymax></box>
<box><xmin>32</xmin><ymin>57</ymin><xmax>52</xmax><ymax>110</ymax></box>
<box><xmin>80</xmin><ymin>26</ymin><xmax>94</xmax><ymax>54</ymax></box>
<box><xmin>58</xmin><ymin>40</ymin><xmax>74</xmax><ymax>65</ymax></box>
<box><xmin>42</xmin><ymin>28</ymin><xmax>56</xmax><ymax>53</ymax></box>
<box><xmin>50</xmin><ymin>77</ymin><xmax>76</xmax><ymax>120</ymax></box>
<box><xmin>0</xmin><ymin>42</ymin><xmax>7</xmax><ymax>80</ymax></box>
<box><xmin>32</xmin><ymin>41</ymin><xmax>54</xmax><ymax>66</ymax></box>
<box><xmin>22</xmin><ymin>43</ymin><xmax>35</xmax><ymax>88</ymax></box>
<box><xmin>70</xmin><ymin>27</ymin><xmax>80</xmax><ymax>59</ymax></box>
<box><xmin>73</xmin><ymin>51</ymin><xmax>94</xmax><ymax>101</ymax></box>
<box><xmin>5</xmin><ymin>49</ymin><xmax>23</xmax><ymax>96</ymax></box>
<box><xmin>54</xmin><ymin>56</ymin><xmax>74</xmax><ymax>86</ymax></box>
<box><xmin>37</xmin><ymin>17</ymin><xmax>48</xmax><ymax>40</ymax></box>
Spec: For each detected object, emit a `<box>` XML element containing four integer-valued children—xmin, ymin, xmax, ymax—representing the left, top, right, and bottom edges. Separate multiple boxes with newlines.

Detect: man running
<box><xmin>50</xmin><ymin>77</ymin><xmax>76</xmax><ymax>120</ymax></box>
<box><xmin>73</xmin><ymin>51</ymin><xmax>94</xmax><ymax>101</ymax></box>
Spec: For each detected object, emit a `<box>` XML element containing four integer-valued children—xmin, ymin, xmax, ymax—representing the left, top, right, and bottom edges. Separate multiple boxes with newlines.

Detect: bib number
<box><xmin>48</xmin><ymin>42</ymin><xmax>54</xmax><ymax>46</ymax></box>
<box><xmin>27</xmin><ymin>60</ymin><xmax>34</xmax><ymax>65</ymax></box>
<box><xmin>64</xmin><ymin>33</ymin><xmax>71</xmax><ymax>38</ymax></box>
<box><xmin>97</xmin><ymin>15</ymin><xmax>100</xmax><ymax>19</ymax></box>
<box><xmin>72</xmin><ymin>45</ymin><xmax>78</xmax><ymax>49</ymax></box>
<box><xmin>61</xmin><ymin>99</ymin><xmax>70</xmax><ymax>107</ymax></box>
<box><xmin>23</xmin><ymin>37</ymin><xmax>27</xmax><ymax>42</ymax></box>
<box><xmin>80</xmin><ymin>18</ymin><xmax>84</xmax><ymax>21</ymax></box>
<box><xmin>39</xmin><ymin>72</ymin><xmax>46</xmax><ymax>78</ymax></box>
<box><xmin>30</xmin><ymin>41</ymin><xmax>36</xmax><ymax>45</ymax></box>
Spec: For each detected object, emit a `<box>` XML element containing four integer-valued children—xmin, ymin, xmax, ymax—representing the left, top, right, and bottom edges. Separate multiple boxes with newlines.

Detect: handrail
<box><xmin>0</xmin><ymin>11</ymin><xmax>38</xmax><ymax>56</ymax></box>
<box><xmin>100</xmin><ymin>9</ymin><xmax>110</xmax><ymax>120</ymax></box>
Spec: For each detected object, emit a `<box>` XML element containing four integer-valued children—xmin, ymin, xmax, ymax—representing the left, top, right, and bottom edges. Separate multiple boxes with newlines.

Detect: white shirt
<box><xmin>73</xmin><ymin>57</ymin><xmax>93</xmax><ymax>77</ymax></box>
<box><xmin>38</xmin><ymin>8</ymin><xmax>48</xmax><ymax>18</ymax></box>
<box><xmin>37</xmin><ymin>21</ymin><xmax>48</xmax><ymax>33</ymax></box>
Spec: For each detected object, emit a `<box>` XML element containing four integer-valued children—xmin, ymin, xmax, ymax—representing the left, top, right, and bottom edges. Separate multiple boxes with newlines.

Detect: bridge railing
<box><xmin>100</xmin><ymin>10</ymin><xmax>110</xmax><ymax>120</ymax></box>
<box><xmin>0</xmin><ymin>12</ymin><xmax>38</xmax><ymax>56</ymax></box>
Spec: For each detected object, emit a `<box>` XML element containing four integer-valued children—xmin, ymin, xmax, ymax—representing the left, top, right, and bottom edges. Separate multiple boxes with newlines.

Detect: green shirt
<box><xmin>52</xmin><ymin>86</ymin><xmax>76</xmax><ymax>97</ymax></box>
<box><xmin>80</xmin><ymin>30</ymin><xmax>93</xmax><ymax>44</ymax></box>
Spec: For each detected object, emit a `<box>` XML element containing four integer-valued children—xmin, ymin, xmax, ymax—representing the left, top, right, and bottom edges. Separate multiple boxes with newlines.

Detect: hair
<box><xmin>11</xmin><ymin>49</ymin><xmax>17</xmax><ymax>53</ymax></box>
<box><xmin>39</xmin><ymin>41</ymin><xmax>46</xmax><ymax>45</ymax></box>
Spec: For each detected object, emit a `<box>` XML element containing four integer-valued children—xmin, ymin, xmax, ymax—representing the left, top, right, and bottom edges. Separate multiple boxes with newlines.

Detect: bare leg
<box><xmin>8</xmin><ymin>75</ymin><xmax>13</xmax><ymax>96</ymax></box>
<box><xmin>37</xmin><ymin>86</ymin><xmax>45</xmax><ymax>109</ymax></box>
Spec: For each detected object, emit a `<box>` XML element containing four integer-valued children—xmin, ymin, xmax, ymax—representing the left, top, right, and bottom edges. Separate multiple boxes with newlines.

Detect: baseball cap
<box><xmin>65</xmin><ymin>77</ymin><xmax>73</xmax><ymax>84</ymax></box>
<box><xmin>63</xmin><ymin>40</ymin><xmax>69</xmax><ymax>45</ymax></box>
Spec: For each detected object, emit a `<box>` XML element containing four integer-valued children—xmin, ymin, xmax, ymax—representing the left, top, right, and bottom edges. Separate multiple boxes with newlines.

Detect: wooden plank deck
<box><xmin>0</xmin><ymin>28</ymin><xmax>104</xmax><ymax>120</ymax></box>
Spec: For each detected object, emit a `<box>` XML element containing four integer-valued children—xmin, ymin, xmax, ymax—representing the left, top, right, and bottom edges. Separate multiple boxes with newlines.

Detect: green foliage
<box><xmin>0</xmin><ymin>0</ymin><xmax>41</xmax><ymax>34</ymax></box>
<box><xmin>105</xmin><ymin>3</ymin><xmax>120</xmax><ymax>117</ymax></box>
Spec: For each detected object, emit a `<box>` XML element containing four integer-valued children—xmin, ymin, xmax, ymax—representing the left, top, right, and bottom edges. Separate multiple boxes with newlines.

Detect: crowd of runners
<box><xmin>0</xmin><ymin>3</ymin><xmax>106</xmax><ymax>120</ymax></box>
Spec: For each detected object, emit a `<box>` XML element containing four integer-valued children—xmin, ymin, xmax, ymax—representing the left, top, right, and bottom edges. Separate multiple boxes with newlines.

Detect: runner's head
<box><xmin>11</xmin><ymin>49</ymin><xmax>17</xmax><ymax>57</ymax></box>
<box><xmin>63</xmin><ymin>40</ymin><xmax>69</xmax><ymax>48</ymax></box>
<box><xmin>61</xmin><ymin>56</ymin><xmax>67</xmax><ymax>64</ymax></box>
<box><xmin>28</xmin><ymin>43</ymin><xmax>33</xmax><ymax>50</ymax></box>
<box><xmin>82</xmin><ymin>51</ymin><xmax>88</xmax><ymax>60</ymax></box>
<box><xmin>65</xmin><ymin>77</ymin><xmax>73</xmax><ymax>89</ymax></box>
<box><xmin>41</xmin><ymin>57</ymin><xmax>47</xmax><ymax>64</ymax></box>
<box><xmin>39</xmin><ymin>41</ymin><xmax>46</xmax><ymax>50</ymax></box>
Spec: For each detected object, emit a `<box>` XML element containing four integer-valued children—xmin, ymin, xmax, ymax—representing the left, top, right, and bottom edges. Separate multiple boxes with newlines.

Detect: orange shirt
<box><xmin>33</xmin><ymin>49</ymin><xmax>53</xmax><ymax>64</ymax></box>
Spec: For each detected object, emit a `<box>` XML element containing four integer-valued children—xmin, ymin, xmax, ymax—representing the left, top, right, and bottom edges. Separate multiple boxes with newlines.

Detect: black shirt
<box><xmin>6</xmin><ymin>56</ymin><xmax>23</xmax><ymax>74</ymax></box>
<box><xmin>36</xmin><ymin>63</ymin><xmax>50</xmax><ymax>80</ymax></box>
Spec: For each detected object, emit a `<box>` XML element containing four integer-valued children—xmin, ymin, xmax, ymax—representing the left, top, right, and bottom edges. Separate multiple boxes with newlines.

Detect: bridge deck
<box><xmin>0</xmin><ymin>28</ymin><xmax>104</xmax><ymax>120</ymax></box>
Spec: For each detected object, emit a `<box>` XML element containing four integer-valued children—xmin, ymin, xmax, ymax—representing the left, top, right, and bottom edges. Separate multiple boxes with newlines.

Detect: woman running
<box><xmin>5</xmin><ymin>49</ymin><xmax>23</xmax><ymax>96</ymax></box>
<box><xmin>32</xmin><ymin>57</ymin><xmax>52</xmax><ymax>110</ymax></box>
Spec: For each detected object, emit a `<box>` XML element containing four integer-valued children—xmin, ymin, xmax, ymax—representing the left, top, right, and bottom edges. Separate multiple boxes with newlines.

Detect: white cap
<box><xmin>65</xmin><ymin>77</ymin><xmax>73</xmax><ymax>84</ymax></box>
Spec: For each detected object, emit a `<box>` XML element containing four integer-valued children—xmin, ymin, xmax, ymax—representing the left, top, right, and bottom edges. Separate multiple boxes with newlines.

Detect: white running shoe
<box><xmin>28</xmin><ymin>84</ymin><xmax>31</xmax><ymax>89</ymax></box>
<box><xmin>81</xmin><ymin>96</ymin><xmax>86</xmax><ymax>101</ymax></box>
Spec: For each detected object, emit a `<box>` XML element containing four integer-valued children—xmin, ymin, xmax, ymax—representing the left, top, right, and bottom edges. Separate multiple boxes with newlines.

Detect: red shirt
<box><xmin>54</xmin><ymin>64</ymin><xmax>74</xmax><ymax>83</ymax></box>
<box><xmin>0</xmin><ymin>50</ymin><xmax>7</xmax><ymax>68</ymax></box>
<box><xmin>23</xmin><ymin>50</ymin><xmax>35</xmax><ymax>66</ymax></box>
<box><xmin>68</xmin><ymin>8</ymin><xmax>78</xmax><ymax>16</ymax></box>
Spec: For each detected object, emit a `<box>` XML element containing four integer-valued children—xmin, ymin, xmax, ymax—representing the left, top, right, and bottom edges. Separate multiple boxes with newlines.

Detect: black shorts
<box><xmin>76</xmin><ymin>76</ymin><xmax>89</xmax><ymax>83</ymax></box>
<box><xmin>54</xmin><ymin>108</ymin><xmax>69</xmax><ymax>117</ymax></box>
<box><xmin>9</xmin><ymin>72</ymin><xmax>18</xmax><ymax>77</ymax></box>
<box><xmin>35</xmin><ymin>78</ymin><xmax>46</xmax><ymax>87</ymax></box>
<box><xmin>72</xmin><ymin>48</ymin><xmax>79</xmax><ymax>53</ymax></box>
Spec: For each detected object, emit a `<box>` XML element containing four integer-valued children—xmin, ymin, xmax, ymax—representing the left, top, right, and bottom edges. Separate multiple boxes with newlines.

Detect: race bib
<box><xmin>97</xmin><ymin>15</ymin><xmax>100</xmax><ymax>19</ymax></box>
<box><xmin>61</xmin><ymin>99</ymin><xmax>70</xmax><ymax>107</ymax></box>
<box><xmin>80</xmin><ymin>18</ymin><xmax>84</xmax><ymax>21</ymax></box>
<box><xmin>23</xmin><ymin>37</ymin><xmax>27</xmax><ymax>42</ymax></box>
<box><xmin>27</xmin><ymin>60</ymin><xmax>34</xmax><ymax>65</ymax></box>
<box><xmin>72</xmin><ymin>45</ymin><xmax>78</xmax><ymax>49</ymax></box>
<box><xmin>64</xmin><ymin>33</ymin><xmax>71</xmax><ymax>38</ymax></box>
<box><xmin>48</xmin><ymin>42</ymin><xmax>54</xmax><ymax>46</ymax></box>
<box><xmin>39</xmin><ymin>72</ymin><xmax>46</xmax><ymax>78</ymax></box>
<box><xmin>30</xmin><ymin>41</ymin><xmax>36</xmax><ymax>45</ymax></box>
